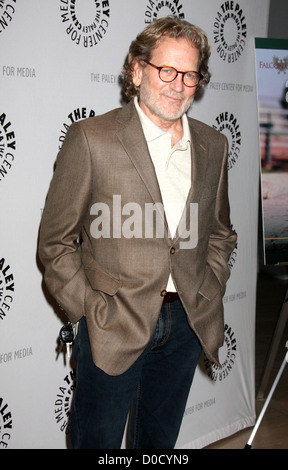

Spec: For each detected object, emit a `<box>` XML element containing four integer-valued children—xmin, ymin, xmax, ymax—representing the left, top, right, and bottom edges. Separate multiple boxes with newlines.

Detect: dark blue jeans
<box><xmin>69</xmin><ymin>299</ymin><xmax>202</xmax><ymax>449</ymax></box>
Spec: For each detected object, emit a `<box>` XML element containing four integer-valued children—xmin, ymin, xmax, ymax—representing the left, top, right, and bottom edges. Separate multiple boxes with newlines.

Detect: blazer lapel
<box><xmin>189</xmin><ymin>121</ymin><xmax>208</xmax><ymax>202</ymax></box>
<box><xmin>174</xmin><ymin>120</ymin><xmax>208</xmax><ymax>242</ymax></box>
<box><xmin>116</xmin><ymin>103</ymin><xmax>208</xmax><ymax>244</ymax></box>
<box><xmin>115</xmin><ymin>101</ymin><xmax>169</xmax><ymax>236</ymax></box>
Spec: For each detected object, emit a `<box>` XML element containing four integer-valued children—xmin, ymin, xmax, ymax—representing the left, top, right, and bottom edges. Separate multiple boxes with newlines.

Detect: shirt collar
<box><xmin>134</xmin><ymin>96</ymin><xmax>191</xmax><ymax>146</ymax></box>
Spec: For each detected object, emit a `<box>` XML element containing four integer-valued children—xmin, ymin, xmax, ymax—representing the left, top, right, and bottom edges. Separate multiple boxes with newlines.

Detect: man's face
<box><xmin>132</xmin><ymin>37</ymin><xmax>199</xmax><ymax>126</ymax></box>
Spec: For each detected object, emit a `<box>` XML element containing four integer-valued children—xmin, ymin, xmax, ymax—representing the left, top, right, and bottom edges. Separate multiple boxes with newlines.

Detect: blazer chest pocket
<box><xmin>84</xmin><ymin>265</ymin><xmax>121</xmax><ymax>296</ymax></box>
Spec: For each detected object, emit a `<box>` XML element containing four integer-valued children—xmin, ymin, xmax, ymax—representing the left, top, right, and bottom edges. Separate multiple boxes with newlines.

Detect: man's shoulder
<box><xmin>73</xmin><ymin>100</ymin><xmax>135</xmax><ymax>133</ymax></box>
<box><xmin>78</xmin><ymin>107</ymin><xmax>122</xmax><ymax>129</ymax></box>
<box><xmin>187</xmin><ymin>116</ymin><xmax>225</xmax><ymax>142</ymax></box>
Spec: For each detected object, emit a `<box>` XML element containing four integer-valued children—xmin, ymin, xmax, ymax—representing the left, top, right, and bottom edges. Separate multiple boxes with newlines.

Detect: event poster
<box><xmin>255</xmin><ymin>38</ymin><xmax>288</xmax><ymax>265</ymax></box>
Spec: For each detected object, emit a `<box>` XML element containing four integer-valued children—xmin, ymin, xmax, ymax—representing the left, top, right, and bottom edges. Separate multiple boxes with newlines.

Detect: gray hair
<box><xmin>122</xmin><ymin>16</ymin><xmax>211</xmax><ymax>101</ymax></box>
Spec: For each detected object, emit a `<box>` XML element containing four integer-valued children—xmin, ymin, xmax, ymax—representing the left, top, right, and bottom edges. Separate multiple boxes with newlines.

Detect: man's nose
<box><xmin>170</xmin><ymin>74</ymin><xmax>185</xmax><ymax>91</ymax></box>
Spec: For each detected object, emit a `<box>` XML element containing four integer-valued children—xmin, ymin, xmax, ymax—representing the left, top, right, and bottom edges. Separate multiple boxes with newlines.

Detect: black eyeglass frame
<box><xmin>143</xmin><ymin>60</ymin><xmax>203</xmax><ymax>88</ymax></box>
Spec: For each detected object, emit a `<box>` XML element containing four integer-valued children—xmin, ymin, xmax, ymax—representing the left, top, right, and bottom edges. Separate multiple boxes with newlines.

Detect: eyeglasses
<box><xmin>143</xmin><ymin>60</ymin><xmax>203</xmax><ymax>88</ymax></box>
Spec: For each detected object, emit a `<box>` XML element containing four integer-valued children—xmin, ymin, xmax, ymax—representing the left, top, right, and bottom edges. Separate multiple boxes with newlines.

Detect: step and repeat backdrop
<box><xmin>0</xmin><ymin>0</ymin><xmax>269</xmax><ymax>449</ymax></box>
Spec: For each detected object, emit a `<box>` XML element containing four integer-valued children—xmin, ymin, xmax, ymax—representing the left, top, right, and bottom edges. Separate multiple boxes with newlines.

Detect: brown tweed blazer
<box><xmin>38</xmin><ymin>99</ymin><xmax>237</xmax><ymax>375</ymax></box>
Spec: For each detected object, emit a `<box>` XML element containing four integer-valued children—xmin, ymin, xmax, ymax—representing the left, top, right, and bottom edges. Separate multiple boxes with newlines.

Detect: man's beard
<box><xmin>139</xmin><ymin>74</ymin><xmax>194</xmax><ymax>122</ymax></box>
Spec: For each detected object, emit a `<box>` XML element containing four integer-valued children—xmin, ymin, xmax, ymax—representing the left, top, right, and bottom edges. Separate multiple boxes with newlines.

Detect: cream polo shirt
<box><xmin>134</xmin><ymin>97</ymin><xmax>191</xmax><ymax>292</ymax></box>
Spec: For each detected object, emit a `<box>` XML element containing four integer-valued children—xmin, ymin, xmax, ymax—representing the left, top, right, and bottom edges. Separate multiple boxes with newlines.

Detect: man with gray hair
<box><xmin>39</xmin><ymin>16</ymin><xmax>236</xmax><ymax>449</ymax></box>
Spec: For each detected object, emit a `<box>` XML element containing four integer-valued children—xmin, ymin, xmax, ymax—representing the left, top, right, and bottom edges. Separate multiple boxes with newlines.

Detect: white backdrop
<box><xmin>0</xmin><ymin>0</ymin><xmax>269</xmax><ymax>449</ymax></box>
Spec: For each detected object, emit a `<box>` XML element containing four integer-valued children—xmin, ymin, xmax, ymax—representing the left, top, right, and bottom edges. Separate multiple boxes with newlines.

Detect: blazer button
<box><xmin>170</xmin><ymin>247</ymin><xmax>175</xmax><ymax>254</ymax></box>
<box><xmin>160</xmin><ymin>290</ymin><xmax>167</xmax><ymax>297</ymax></box>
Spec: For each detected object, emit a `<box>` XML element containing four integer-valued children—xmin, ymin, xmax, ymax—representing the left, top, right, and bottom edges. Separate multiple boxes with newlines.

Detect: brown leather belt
<box><xmin>162</xmin><ymin>292</ymin><xmax>180</xmax><ymax>303</ymax></box>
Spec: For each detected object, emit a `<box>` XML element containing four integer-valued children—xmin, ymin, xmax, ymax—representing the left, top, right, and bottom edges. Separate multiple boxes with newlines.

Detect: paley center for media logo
<box><xmin>204</xmin><ymin>323</ymin><xmax>238</xmax><ymax>382</ymax></box>
<box><xmin>60</xmin><ymin>0</ymin><xmax>110</xmax><ymax>48</ymax></box>
<box><xmin>0</xmin><ymin>396</ymin><xmax>13</xmax><ymax>448</ymax></box>
<box><xmin>213</xmin><ymin>111</ymin><xmax>242</xmax><ymax>170</ymax></box>
<box><xmin>54</xmin><ymin>369</ymin><xmax>76</xmax><ymax>435</ymax></box>
<box><xmin>0</xmin><ymin>257</ymin><xmax>15</xmax><ymax>321</ymax></box>
<box><xmin>0</xmin><ymin>112</ymin><xmax>16</xmax><ymax>183</ymax></box>
<box><xmin>143</xmin><ymin>0</ymin><xmax>185</xmax><ymax>23</ymax></box>
<box><xmin>213</xmin><ymin>2</ymin><xmax>247</xmax><ymax>63</ymax></box>
<box><xmin>90</xmin><ymin>195</ymin><xmax>198</xmax><ymax>249</ymax></box>
<box><xmin>0</xmin><ymin>1</ymin><xmax>17</xmax><ymax>34</ymax></box>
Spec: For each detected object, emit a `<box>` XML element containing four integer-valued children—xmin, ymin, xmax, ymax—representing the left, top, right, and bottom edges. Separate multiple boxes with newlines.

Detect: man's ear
<box><xmin>131</xmin><ymin>60</ymin><xmax>143</xmax><ymax>87</ymax></box>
